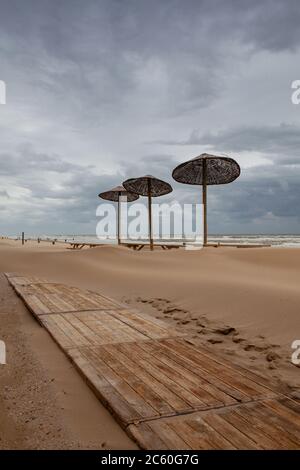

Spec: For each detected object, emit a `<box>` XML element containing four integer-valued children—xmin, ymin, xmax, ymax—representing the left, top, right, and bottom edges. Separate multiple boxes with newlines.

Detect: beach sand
<box><xmin>0</xmin><ymin>238</ymin><xmax>299</xmax><ymax>448</ymax></box>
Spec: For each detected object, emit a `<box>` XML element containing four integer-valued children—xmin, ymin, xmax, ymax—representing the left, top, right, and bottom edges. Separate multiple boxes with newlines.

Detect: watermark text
<box><xmin>0</xmin><ymin>80</ymin><xmax>6</xmax><ymax>104</ymax></box>
<box><xmin>0</xmin><ymin>340</ymin><xmax>6</xmax><ymax>364</ymax></box>
<box><xmin>291</xmin><ymin>339</ymin><xmax>300</xmax><ymax>365</ymax></box>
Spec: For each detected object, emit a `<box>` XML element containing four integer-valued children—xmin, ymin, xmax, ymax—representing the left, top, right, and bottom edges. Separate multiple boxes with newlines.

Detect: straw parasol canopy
<box><xmin>172</xmin><ymin>154</ymin><xmax>240</xmax><ymax>245</ymax></box>
<box><xmin>123</xmin><ymin>175</ymin><xmax>173</xmax><ymax>250</ymax></box>
<box><xmin>98</xmin><ymin>185</ymin><xmax>139</xmax><ymax>244</ymax></box>
<box><xmin>99</xmin><ymin>185</ymin><xmax>139</xmax><ymax>203</ymax></box>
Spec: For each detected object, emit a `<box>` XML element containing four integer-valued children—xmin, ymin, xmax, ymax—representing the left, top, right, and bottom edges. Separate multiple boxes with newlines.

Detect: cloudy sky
<box><xmin>1</xmin><ymin>0</ymin><xmax>300</xmax><ymax>235</ymax></box>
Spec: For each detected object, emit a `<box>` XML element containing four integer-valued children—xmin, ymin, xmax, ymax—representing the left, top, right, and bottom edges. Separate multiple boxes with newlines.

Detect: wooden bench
<box><xmin>124</xmin><ymin>243</ymin><xmax>181</xmax><ymax>251</ymax></box>
<box><xmin>67</xmin><ymin>242</ymin><xmax>99</xmax><ymax>250</ymax></box>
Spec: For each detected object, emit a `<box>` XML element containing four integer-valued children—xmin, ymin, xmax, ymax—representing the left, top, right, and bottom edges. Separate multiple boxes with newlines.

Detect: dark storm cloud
<box><xmin>151</xmin><ymin>120</ymin><xmax>300</xmax><ymax>229</ymax></box>
<box><xmin>3</xmin><ymin>0</ymin><xmax>300</xmax><ymax>120</ymax></box>
<box><xmin>1</xmin><ymin>0</ymin><xmax>300</xmax><ymax>234</ymax></box>
<box><xmin>221</xmin><ymin>172</ymin><xmax>300</xmax><ymax>219</ymax></box>
<box><xmin>162</xmin><ymin>123</ymin><xmax>300</xmax><ymax>162</ymax></box>
<box><xmin>0</xmin><ymin>145</ymin><xmax>83</xmax><ymax>176</ymax></box>
<box><xmin>2</xmin><ymin>141</ymin><xmax>300</xmax><ymax>235</ymax></box>
<box><xmin>0</xmin><ymin>144</ymin><xmax>123</xmax><ymax>228</ymax></box>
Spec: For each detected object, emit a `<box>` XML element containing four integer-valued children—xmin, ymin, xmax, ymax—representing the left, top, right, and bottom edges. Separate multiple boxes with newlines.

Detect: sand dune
<box><xmin>0</xmin><ymin>239</ymin><xmax>300</xmax><ymax>426</ymax></box>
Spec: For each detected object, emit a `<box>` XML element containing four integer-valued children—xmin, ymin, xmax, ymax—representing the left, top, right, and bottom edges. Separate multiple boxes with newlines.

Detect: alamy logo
<box><xmin>291</xmin><ymin>340</ymin><xmax>300</xmax><ymax>365</ymax></box>
<box><xmin>96</xmin><ymin>199</ymin><xmax>204</xmax><ymax>246</ymax></box>
<box><xmin>0</xmin><ymin>80</ymin><xmax>6</xmax><ymax>104</ymax></box>
<box><xmin>0</xmin><ymin>340</ymin><xmax>6</xmax><ymax>364</ymax></box>
<box><xmin>291</xmin><ymin>80</ymin><xmax>300</xmax><ymax>104</ymax></box>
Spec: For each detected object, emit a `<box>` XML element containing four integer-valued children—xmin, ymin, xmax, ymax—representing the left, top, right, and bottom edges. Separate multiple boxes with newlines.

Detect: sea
<box><xmin>26</xmin><ymin>234</ymin><xmax>300</xmax><ymax>248</ymax></box>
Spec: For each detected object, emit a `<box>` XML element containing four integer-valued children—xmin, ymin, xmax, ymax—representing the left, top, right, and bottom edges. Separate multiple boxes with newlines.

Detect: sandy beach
<box><xmin>0</xmin><ymin>239</ymin><xmax>299</xmax><ymax>448</ymax></box>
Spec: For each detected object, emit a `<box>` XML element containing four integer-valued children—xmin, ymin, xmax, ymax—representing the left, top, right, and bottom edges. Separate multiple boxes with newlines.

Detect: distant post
<box><xmin>22</xmin><ymin>232</ymin><xmax>24</xmax><ymax>245</ymax></box>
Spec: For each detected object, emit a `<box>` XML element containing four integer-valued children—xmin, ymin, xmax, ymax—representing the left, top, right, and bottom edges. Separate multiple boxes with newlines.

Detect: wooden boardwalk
<box><xmin>5</xmin><ymin>273</ymin><xmax>300</xmax><ymax>449</ymax></box>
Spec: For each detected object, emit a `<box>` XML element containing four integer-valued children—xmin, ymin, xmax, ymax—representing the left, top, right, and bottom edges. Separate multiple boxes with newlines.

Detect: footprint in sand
<box><xmin>163</xmin><ymin>307</ymin><xmax>188</xmax><ymax>315</ymax></box>
<box><xmin>213</xmin><ymin>326</ymin><xmax>236</xmax><ymax>336</ymax></box>
<box><xmin>232</xmin><ymin>336</ymin><xmax>245</xmax><ymax>343</ymax></box>
<box><xmin>212</xmin><ymin>325</ymin><xmax>247</xmax><ymax>345</ymax></box>
<box><xmin>197</xmin><ymin>328</ymin><xmax>208</xmax><ymax>335</ymax></box>
<box><xmin>136</xmin><ymin>298</ymin><xmax>272</xmax><ymax>361</ymax></box>
<box><xmin>266</xmin><ymin>351</ymin><xmax>280</xmax><ymax>362</ymax></box>
<box><xmin>138</xmin><ymin>298</ymin><xmax>183</xmax><ymax>316</ymax></box>
<box><xmin>207</xmin><ymin>338</ymin><xmax>223</xmax><ymax>344</ymax></box>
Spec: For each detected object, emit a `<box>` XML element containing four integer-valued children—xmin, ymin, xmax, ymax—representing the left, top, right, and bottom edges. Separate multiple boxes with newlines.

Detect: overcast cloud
<box><xmin>1</xmin><ymin>0</ymin><xmax>300</xmax><ymax>235</ymax></box>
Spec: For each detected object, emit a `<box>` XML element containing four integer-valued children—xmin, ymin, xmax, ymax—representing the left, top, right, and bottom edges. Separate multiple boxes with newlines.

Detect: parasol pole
<box><xmin>202</xmin><ymin>158</ymin><xmax>207</xmax><ymax>246</ymax></box>
<box><xmin>117</xmin><ymin>193</ymin><xmax>121</xmax><ymax>245</ymax></box>
<box><xmin>147</xmin><ymin>178</ymin><xmax>153</xmax><ymax>251</ymax></box>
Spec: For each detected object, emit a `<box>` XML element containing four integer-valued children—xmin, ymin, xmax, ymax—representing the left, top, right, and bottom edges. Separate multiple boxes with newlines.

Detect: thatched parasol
<box><xmin>98</xmin><ymin>185</ymin><xmax>139</xmax><ymax>244</ymax></box>
<box><xmin>123</xmin><ymin>175</ymin><xmax>172</xmax><ymax>250</ymax></box>
<box><xmin>172</xmin><ymin>154</ymin><xmax>240</xmax><ymax>245</ymax></box>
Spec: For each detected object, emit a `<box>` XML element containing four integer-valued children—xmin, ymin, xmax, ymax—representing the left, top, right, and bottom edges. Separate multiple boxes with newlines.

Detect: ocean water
<box><xmin>209</xmin><ymin>235</ymin><xmax>300</xmax><ymax>247</ymax></box>
<box><xmin>36</xmin><ymin>234</ymin><xmax>300</xmax><ymax>248</ymax></box>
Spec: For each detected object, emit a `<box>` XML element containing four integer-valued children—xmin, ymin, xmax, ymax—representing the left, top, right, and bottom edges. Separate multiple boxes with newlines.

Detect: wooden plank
<box><xmin>98</xmin><ymin>345</ymin><xmax>174</xmax><ymax>416</ymax></box>
<box><xmin>130</xmin><ymin>397</ymin><xmax>300</xmax><ymax>450</ymax></box>
<box><xmin>129</xmin><ymin>341</ymin><xmax>223</xmax><ymax>408</ymax></box>
<box><xmin>39</xmin><ymin>291</ymin><xmax>84</xmax><ymax>312</ymax></box>
<box><xmin>187</xmin><ymin>416</ymin><xmax>236</xmax><ymax>449</ymax></box>
<box><xmin>41</xmin><ymin>315</ymin><xmax>75</xmax><ymax>350</ymax></box>
<box><xmin>13</xmin><ymin>284</ymin><xmax>42</xmax><ymax>296</ymax></box>
<box><xmin>182</xmin><ymin>338</ymin><xmax>284</xmax><ymax>392</ymax></box>
<box><xmin>147</xmin><ymin>420</ymin><xmax>191</xmax><ymax>450</ymax></box>
<box><xmin>221</xmin><ymin>407</ymin><xmax>280</xmax><ymax>449</ymax></box>
<box><xmin>136</xmin><ymin>340</ymin><xmax>238</xmax><ymax>407</ymax></box>
<box><xmin>239</xmin><ymin>402</ymin><xmax>300</xmax><ymax>449</ymax></box>
<box><xmin>264</xmin><ymin>397</ymin><xmax>300</xmax><ymax>426</ymax></box>
<box><xmin>20</xmin><ymin>291</ymin><xmax>119</xmax><ymax>316</ymax></box>
<box><xmin>68</xmin><ymin>348</ymin><xmax>142</xmax><ymax>426</ymax></box>
<box><xmin>22</xmin><ymin>294</ymin><xmax>52</xmax><ymax>316</ymax></box>
<box><xmin>74</xmin><ymin>346</ymin><xmax>158</xmax><ymax>423</ymax></box>
<box><xmin>255</xmin><ymin>404</ymin><xmax>300</xmax><ymax>447</ymax></box>
<box><xmin>62</xmin><ymin>313</ymin><xmax>104</xmax><ymax>345</ymax></box>
<box><xmin>189</xmin><ymin>412</ymin><xmax>258</xmax><ymax>449</ymax></box>
<box><xmin>107</xmin><ymin>342</ymin><xmax>189</xmax><ymax>412</ymax></box>
<box><xmin>4</xmin><ymin>272</ymin><xmax>21</xmax><ymax>278</ymax></box>
<box><xmin>47</xmin><ymin>314</ymin><xmax>91</xmax><ymax>346</ymax></box>
<box><xmin>40</xmin><ymin>311</ymin><xmax>150</xmax><ymax>349</ymax></box>
<box><xmin>8</xmin><ymin>277</ymin><xmax>123</xmax><ymax>315</ymax></box>
<box><xmin>162</xmin><ymin>339</ymin><xmax>275</xmax><ymax>399</ymax></box>
<box><xmin>7</xmin><ymin>273</ymin><xmax>300</xmax><ymax>450</ymax></box>
<box><xmin>85</xmin><ymin>347</ymin><xmax>188</xmax><ymax>417</ymax></box>
<box><xmin>87</xmin><ymin>312</ymin><xmax>149</xmax><ymax>343</ymax></box>
<box><xmin>118</xmin><ymin>342</ymin><xmax>207</xmax><ymax>410</ymax></box>
<box><xmin>145</xmin><ymin>341</ymin><xmax>247</xmax><ymax>403</ymax></box>
<box><xmin>169</xmin><ymin>420</ymin><xmax>213</xmax><ymax>449</ymax></box>
<box><xmin>8</xmin><ymin>276</ymin><xmax>48</xmax><ymax>287</ymax></box>
<box><xmin>117</xmin><ymin>307</ymin><xmax>182</xmax><ymax>330</ymax></box>
<box><xmin>108</xmin><ymin>308</ymin><xmax>182</xmax><ymax>340</ymax></box>
<box><xmin>127</xmin><ymin>422</ymin><xmax>169</xmax><ymax>450</ymax></box>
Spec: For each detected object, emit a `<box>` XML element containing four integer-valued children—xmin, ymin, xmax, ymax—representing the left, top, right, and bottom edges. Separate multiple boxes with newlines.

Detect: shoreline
<box><xmin>4</xmin><ymin>234</ymin><xmax>300</xmax><ymax>249</ymax></box>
